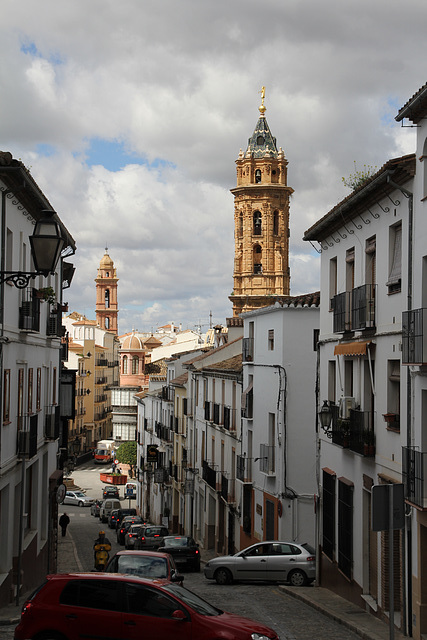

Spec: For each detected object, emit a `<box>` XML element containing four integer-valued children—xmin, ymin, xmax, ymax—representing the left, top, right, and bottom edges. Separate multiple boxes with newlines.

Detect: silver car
<box><xmin>63</xmin><ymin>490</ymin><xmax>94</xmax><ymax>507</ymax></box>
<box><xmin>204</xmin><ymin>541</ymin><xmax>316</xmax><ymax>586</ymax></box>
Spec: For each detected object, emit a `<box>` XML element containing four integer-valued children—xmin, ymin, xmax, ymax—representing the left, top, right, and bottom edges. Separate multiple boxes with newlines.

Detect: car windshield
<box><xmin>116</xmin><ymin>556</ymin><xmax>168</xmax><ymax>578</ymax></box>
<box><xmin>162</xmin><ymin>584</ymin><xmax>221</xmax><ymax>616</ymax></box>
<box><xmin>74</xmin><ymin>492</ymin><xmax>85</xmax><ymax>497</ymax></box>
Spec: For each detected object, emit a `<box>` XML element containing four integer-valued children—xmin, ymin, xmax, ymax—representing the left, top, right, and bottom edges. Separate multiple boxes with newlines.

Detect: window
<box><xmin>338</xmin><ymin>478</ymin><xmax>353</xmax><ymax>579</ymax></box>
<box><xmin>387</xmin><ymin>223</ymin><xmax>402</xmax><ymax>293</ymax></box>
<box><xmin>322</xmin><ymin>470</ymin><xmax>335</xmax><ymax>560</ymax></box>
<box><xmin>36</xmin><ymin>368</ymin><xmax>41</xmax><ymax>411</ymax></box>
<box><xmin>18</xmin><ymin>369</ymin><xmax>24</xmax><ymax>430</ymax></box>
<box><xmin>253</xmin><ymin>244</ymin><xmax>262</xmax><ymax>274</ymax></box>
<box><xmin>386</xmin><ymin>360</ymin><xmax>400</xmax><ymax>431</ymax></box>
<box><xmin>3</xmin><ymin>370</ymin><xmax>10</xmax><ymax>423</ymax></box>
<box><xmin>329</xmin><ymin>257</ymin><xmax>337</xmax><ymax>309</ymax></box>
<box><xmin>257</xmin><ymin>136</ymin><xmax>265</xmax><ymax>146</ymax></box>
<box><xmin>255</xmin><ymin>169</ymin><xmax>261</xmax><ymax>183</ymax></box>
<box><xmin>28</xmin><ymin>369</ymin><xmax>33</xmax><ymax>414</ymax></box>
<box><xmin>346</xmin><ymin>248</ymin><xmax>355</xmax><ymax>292</ymax></box>
<box><xmin>239</xmin><ymin>213</ymin><xmax>243</xmax><ymax>237</ymax></box>
<box><xmin>253</xmin><ymin>211</ymin><xmax>262</xmax><ymax>235</ymax></box>
<box><xmin>268</xmin><ymin>329</ymin><xmax>274</xmax><ymax>350</ymax></box>
<box><xmin>6</xmin><ymin>228</ymin><xmax>12</xmax><ymax>272</ymax></box>
<box><xmin>105</xmin><ymin>289</ymin><xmax>110</xmax><ymax>308</ymax></box>
<box><xmin>123</xmin><ymin>356</ymin><xmax>128</xmax><ymax>374</ymax></box>
<box><xmin>61</xmin><ymin>579</ymin><xmax>121</xmax><ymax>611</ymax></box>
<box><xmin>365</xmin><ymin>236</ymin><xmax>376</xmax><ymax>286</ymax></box>
<box><xmin>125</xmin><ymin>583</ymin><xmax>181</xmax><ymax>618</ymax></box>
<box><xmin>132</xmin><ymin>356</ymin><xmax>139</xmax><ymax>375</ymax></box>
<box><xmin>52</xmin><ymin>367</ymin><xmax>57</xmax><ymax>405</ymax></box>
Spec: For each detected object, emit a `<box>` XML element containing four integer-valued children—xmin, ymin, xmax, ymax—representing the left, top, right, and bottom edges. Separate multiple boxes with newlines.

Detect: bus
<box><xmin>94</xmin><ymin>440</ymin><xmax>116</xmax><ymax>464</ymax></box>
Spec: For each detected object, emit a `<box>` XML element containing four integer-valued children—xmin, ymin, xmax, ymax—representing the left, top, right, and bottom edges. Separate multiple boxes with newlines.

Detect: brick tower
<box><xmin>230</xmin><ymin>88</ymin><xmax>293</xmax><ymax>316</ymax></box>
<box><xmin>95</xmin><ymin>248</ymin><xmax>119</xmax><ymax>333</ymax></box>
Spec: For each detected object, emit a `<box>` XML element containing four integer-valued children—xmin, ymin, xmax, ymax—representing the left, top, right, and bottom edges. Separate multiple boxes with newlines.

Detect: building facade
<box><xmin>0</xmin><ymin>152</ymin><xmax>76</xmax><ymax>606</ymax></box>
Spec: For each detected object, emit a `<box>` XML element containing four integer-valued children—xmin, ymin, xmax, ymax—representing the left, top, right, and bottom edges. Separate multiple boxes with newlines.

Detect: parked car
<box><xmin>158</xmin><ymin>535</ymin><xmax>201</xmax><ymax>571</ymax></box>
<box><xmin>204</xmin><ymin>540</ymin><xmax>316</xmax><ymax>586</ymax></box>
<box><xmin>108</xmin><ymin>509</ymin><xmax>121</xmax><ymax>529</ymax></box>
<box><xmin>134</xmin><ymin>524</ymin><xmax>169</xmax><ymax>550</ymax></box>
<box><xmin>103</xmin><ymin>486</ymin><xmax>119</xmax><ymax>500</ymax></box>
<box><xmin>117</xmin><ymin>515</ymin><xmax>144</xmax><ymax>545</ymax></box>
<box><xmin>63</xmin><ymin>491</ymin><xmax>94</xmax><ymax>507</ymax></box>
<box><xmin>124</xmin><ymin>524</ymin><xmax>144</xmax><ymax>549</ymax></box>
<box><xmin>115</xmin><ymin>507</ymin><xmax>137</xmax><ymax>528</ymax></box>
<box><xmin>90</xmin><ymin>500</ymin><xmax>102</xmax><ymax>517</ymax></box>
<box><xmin>105</xmin><ymin>550</ymin><xmax>184</xmax><ymax>583</ymax></box>
<box><xmin>14</xmin><ymin>573</ymin><xmax>279</xmax><ymax>640</ymax></box>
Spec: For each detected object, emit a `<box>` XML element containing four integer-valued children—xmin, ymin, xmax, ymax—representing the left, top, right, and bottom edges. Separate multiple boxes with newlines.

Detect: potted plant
<box><xmin>383</xmin><ymin>412</ymin><xmax>397</xmax><ymax>424</ymax></box>
<box><xmin>35</xmin><ymin>286</ymin><xmax>56</xmax><ymax>304</ymax></box>
<box><xmin>363</xmin><ymin>430</ymin><xmax>375</xmax><ymax>456</ymax></box>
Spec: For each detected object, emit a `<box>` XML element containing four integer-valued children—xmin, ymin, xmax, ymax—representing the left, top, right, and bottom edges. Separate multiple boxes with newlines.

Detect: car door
<box><xmin>59</xmin><ymin>578</ymin><xmax>123</xmax><ymax>640</ymax></box>
<box><xmin>235</xmin><ymin>543</ymin><xmax>270</xmax><ymax>580</ymax></box>
<box><xmin>265</xmin><ymin>543</ymin><xmax>297</xmax><ymax>581</ymax></box>
<box><xmin>122</xmin><ymin>582</ymin><xmax>190</xmax><ymax>640</ymax></box>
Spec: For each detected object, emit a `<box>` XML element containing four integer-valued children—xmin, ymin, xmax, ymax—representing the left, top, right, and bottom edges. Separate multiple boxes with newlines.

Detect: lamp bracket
<box><xmin>0</xmin><ymin>271</ymin><xmax>40</xmax><ymax>288</ymax></box>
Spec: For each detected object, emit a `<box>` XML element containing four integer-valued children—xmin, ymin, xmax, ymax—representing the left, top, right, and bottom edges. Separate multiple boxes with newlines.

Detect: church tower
<box><xmin>95</xmin><ymin>248</ymin><xmax>119</xmax><ymax>333</ymax></box>
<box><xmin>230</xmin><ymin>89</ymin><xmax>293</xmax><ymax>316</ymax></box>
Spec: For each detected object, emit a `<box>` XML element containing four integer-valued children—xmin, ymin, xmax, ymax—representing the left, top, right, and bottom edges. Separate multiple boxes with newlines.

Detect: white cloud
<box><xmin>0</xmin><ymin>0</ymin><xmax>426</xmax><ymax>332</ymax></box>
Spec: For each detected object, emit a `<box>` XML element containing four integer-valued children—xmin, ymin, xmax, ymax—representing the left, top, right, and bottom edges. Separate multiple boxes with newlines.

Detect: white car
<box><xmin>63</xmin><ymin>490</ymin><xmax>94</xmax><ymax>507</ymax></box>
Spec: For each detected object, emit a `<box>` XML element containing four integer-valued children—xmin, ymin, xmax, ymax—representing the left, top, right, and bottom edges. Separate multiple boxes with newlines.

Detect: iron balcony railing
<box><xmin>402</xmin><ymin>308</ymin><xmax>427</xmax><ymax>365</ymax></box>
<box><xmin>403</xmin><ymin>446</ymin><xmax>427</xmax><ymax>508</ymax></box>
<box><xmin>202</xmin><ymin>460</ymin><xmax>217</xmax><ymax>490</ymax></box>
<box><xmin>242</xmin><ymin>337</ymin><xmax>254</xmax><ymax>362</ymax></box>
<box><xmin>332</xmin><ymin>284</ymin><xmax>376</xmax><ymax>333</ymax></box>
<box><xmin>330</xmin><ymin>407</ymin><xmax>375</xmax><ymax>457</ymax></box>
<box><xmin>259</xmin><ymin>444</ymin><xmax>275</xmax><ymax>474</ymax></box>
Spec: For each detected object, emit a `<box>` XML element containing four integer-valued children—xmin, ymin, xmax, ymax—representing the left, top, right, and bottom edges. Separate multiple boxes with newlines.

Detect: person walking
<box><xmin>59</xmin><ymin>512</ymin><xmax>70</xmax><ymax>537</ymax></box>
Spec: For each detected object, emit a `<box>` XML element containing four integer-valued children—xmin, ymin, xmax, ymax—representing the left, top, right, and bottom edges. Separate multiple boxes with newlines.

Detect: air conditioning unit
<box><xmin>339</xmin><ymin>396</ymin><xmax>356</xmax><ymax>419</ymax></box>
<box><xmin>18</xmin><ymin>430</ymin><xmax>29</xmax><ymax>456</ymax></box>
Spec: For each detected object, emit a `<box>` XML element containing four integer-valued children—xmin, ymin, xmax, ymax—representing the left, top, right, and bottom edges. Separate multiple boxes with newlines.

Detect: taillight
<box><xmin>195</xmin><ymin>549</ymin><xmax>199</xmax><ymax>555</ymax></box>
<box><xmin>21</xmin><ymin>600</ymin><xmax>33</xmax><ymax>615</ymax></box>
<box><xmin>306</xmin><ymin>556</ymin><xmax>315</xmax><ymax>562</ymax></box>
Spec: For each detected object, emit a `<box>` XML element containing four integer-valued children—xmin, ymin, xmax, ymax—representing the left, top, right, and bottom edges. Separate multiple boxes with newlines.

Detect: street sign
<box><xmin>114</xmin><ymin>459</ymin><xmax>119</xmax><ymax>465</ymax></box>
<box><xmin>372</xmin><ymin>483</ymin><xmax>404</xmax><ymax>531</ymax></box>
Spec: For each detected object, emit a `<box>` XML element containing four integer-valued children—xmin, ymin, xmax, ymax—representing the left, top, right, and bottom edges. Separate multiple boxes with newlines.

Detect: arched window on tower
<box><xmin>123</xmin><ymin>355</ymin><xmax>128</xmax><ymax>374</ymax></box>
<box><xmin>105</xmin><ymin>289</ymin><xmax>110</xmax><ymax>308</ymax></box>
<box><xmin>253</xmin><ymin>244</ymin><xmax>262</xmax><ymax>274</ymax></box>
<box><xmin>132</xmin><ymin>356</ymin><xmax>139</xmax><ymax>375</ymax></box>
<box><xmin>273</xmin><ymin>211</ymin><xmax>279</xmax><ymax>236</ymax></box>
<box><xmin>255</xmin><ymin>169</ymin><xmax>261</xmax><ymax>183</ymax></box>
<box><xmin>105</xmin><ymin>316</ymin><xmax>110</xmax><ymax>329</ymax></box>
<box><xmin>253</xmin><ymin>211</ymin><xmax>262</xmax><ymax>236</ymax></box>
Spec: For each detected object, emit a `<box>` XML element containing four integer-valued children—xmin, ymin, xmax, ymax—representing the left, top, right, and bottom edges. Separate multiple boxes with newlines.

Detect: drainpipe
<box><xmin>387</xmin><ymin>176</ymin><xmax>413</xmax><ymax>638</ymax></box>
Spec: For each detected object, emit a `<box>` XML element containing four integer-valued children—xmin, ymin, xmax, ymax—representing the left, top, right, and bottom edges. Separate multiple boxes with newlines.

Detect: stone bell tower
<box><xmin>230</xmin><ymin>88</ymin><xmax>293</xmax><ymax>316</ymax></box>
<box><xmin>95</xmin><ymin>248</ymin><xmax>119</xmax><ymax>333</ymax></box>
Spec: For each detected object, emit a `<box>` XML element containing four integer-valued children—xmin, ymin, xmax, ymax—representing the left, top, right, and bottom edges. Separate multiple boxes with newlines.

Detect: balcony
<box><xmin>332</xmin><ymin>284</ymin><xmax>376</xmax><ymax>333</ymax></box>
<box><xmin>330</xmin><ymin>407</ymin><xmax>375</xmax><ymax>456</ymax></box>
<box><xmin>19</xmin><ymin>290</ymin><xmax>40</xmax><ymax>332</ymax></box>
<box><xmin>403</xmin><ymin>447</ymin><xmax>427</xmax><ymax>509</ymax></box>
<box><xmin>259</xmin><ymin>444</ymin><xmax>275</xmax><ymax>475</ymax></box>
<box><xmin>402</xmin><ymin>308</ymin><xmax>427</xmax><ymax>365</ymax></box>
<box><xmin>202</xmin><ymin>460</ymin><xmax>217</xmax><ymax>490</ymax></box>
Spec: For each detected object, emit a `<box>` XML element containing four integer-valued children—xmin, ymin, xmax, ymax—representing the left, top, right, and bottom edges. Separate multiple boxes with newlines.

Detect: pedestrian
<box><xmin>59</xmin><ymin>512</ymin><xmax>70</xmax><ymax>537</ymax></box>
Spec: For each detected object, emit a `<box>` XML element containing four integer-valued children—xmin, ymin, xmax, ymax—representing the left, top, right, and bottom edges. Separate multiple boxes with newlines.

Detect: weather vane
<box><xmin>259</xmin><ymin>86</ymin><xmax>266</xmax><ymax>115</ymax></box>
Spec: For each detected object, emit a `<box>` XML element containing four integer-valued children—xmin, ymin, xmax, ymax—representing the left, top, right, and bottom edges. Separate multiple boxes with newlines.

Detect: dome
<box><xmin>100</xmin><ymin>252</ymin><xmax>114</xmax><ymax>269</ymax></box>
<box><xmin>122</xmin><ymin>333</ymin><xmax>144</xmax><ymax>351</ymax></box>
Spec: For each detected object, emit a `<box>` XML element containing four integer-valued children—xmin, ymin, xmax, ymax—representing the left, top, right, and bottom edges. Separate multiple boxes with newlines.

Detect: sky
<box><xmin>1</xmin><ymin>0</ymin><xmax>425</xmax><ymax>335</ymax></box>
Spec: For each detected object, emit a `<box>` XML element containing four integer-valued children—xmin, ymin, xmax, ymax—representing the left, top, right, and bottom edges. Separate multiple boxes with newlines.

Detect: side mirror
<box><xmin>171</xmin><ymin>571</ymin><xmax>185</xmax><ymax>583</ymax></box>
<box><xmin>172</xmin><ymin>610</ymin><xmax>186</xmax><ymax>620</ymax></box>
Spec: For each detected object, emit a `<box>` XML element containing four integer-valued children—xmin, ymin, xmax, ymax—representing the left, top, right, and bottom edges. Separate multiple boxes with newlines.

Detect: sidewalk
<box><xmin>0</xmin><ymin>539</ymin><xmax>407</xmax><ymax>640</ymax></box>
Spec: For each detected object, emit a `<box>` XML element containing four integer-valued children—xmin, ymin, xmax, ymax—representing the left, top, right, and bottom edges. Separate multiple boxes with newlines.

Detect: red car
<box><xmin>14</xmin><ymin>573</ymin><xmax>279</xmax><ymax>640</ymax></box>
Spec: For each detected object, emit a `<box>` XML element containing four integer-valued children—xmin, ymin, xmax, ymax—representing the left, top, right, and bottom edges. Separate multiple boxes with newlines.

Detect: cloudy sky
<box><xmin>1</xmin><ymin>0</ymin><xmax>424</xmax><ymax>335</ymax></box>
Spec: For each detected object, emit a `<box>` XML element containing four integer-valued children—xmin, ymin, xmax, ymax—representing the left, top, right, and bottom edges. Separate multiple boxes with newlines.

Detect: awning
<box><xmin>241</xmin><ymin>379</ymin><xmax>253</xmax><ymax>406</ymax></box>
<box><xmin>334</xmin><ymin>341</ymin><xmax>372</xmax><ymax>356</ymax></box>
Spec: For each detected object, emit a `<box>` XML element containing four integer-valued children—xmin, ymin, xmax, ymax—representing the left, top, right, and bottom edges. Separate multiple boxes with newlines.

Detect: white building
<box><xmin>0</xmin><ymin>152</ymin><xmax>76</xmax><ymax>607</ymax></box>
<box><xmin>239</xmin><ymin>295</ymin><xmax>319</xmax><ymax>551</ymax></box>
<box><xmin>304</xmin><ymin>152</ymin><xmax>415</xmax><ymax>632</ymax></box>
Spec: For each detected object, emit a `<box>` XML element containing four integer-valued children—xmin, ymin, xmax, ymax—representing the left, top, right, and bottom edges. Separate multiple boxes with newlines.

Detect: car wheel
<box><xmin>78</xmin><ymin>501</ymin><xmax>84</xmax><ymax>507</ymax></box>
<box><xmin>194</xmin><ymin>562</ymin><xmax>201</xmax><ymax>572</ymax></box>
<box><xmin>214</xmin><ymin>568</ymin><xmax>233</xmax><ymax>585</ymax></box>
<box><xmin>288</xmin><ymin>569</ymin><xmax>308</xmax><ymax>587</ymax></box>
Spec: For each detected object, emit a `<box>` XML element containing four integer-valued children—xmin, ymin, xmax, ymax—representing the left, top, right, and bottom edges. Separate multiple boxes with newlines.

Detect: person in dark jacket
<box><xmin>59</xmin><ymin>513</ymin><xmax>70</xmax><ymax>537</ymax></box>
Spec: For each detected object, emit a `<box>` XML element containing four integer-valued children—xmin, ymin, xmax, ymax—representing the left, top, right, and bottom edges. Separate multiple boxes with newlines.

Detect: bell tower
<box><xmin>95</xmin><ymin>248</ymin><xmax>119</xmax><ymax>333</ymax></box>
<box><xmin>230</xmin><ymin>88</ymin><xmax>293</xmax><ymax>316</ymax></box>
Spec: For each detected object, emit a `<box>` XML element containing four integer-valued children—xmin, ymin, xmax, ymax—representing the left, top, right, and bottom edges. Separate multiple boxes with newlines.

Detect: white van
<box><xmin>100</xmin><ymin>498</ymin><xmax>121</xmax><ymax>523</ymax></box>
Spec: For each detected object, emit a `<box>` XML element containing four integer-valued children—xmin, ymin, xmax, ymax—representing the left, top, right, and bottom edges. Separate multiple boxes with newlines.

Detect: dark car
<box><xmin>117</xmin><ymin>515</ymin><xmax>144</xmax><ymax>545</ymax></box>
<box><xmin>103</xmin><ymin>486</ymin><xmax>119</xmax><ymax>500</ymax></box>
<box><xmin>158</xmin><ymin>535</ymin><xmax>201</xmax><ymax>571</ymax></box>
<box><xmin>14</xmin><ymin>573</ymin><xmax>279</xmax><ymax>640</ymax></box>
<box><xmin>105</xmin><ymin>550</ymin><xmax>184</xmax><ymax>583</ymax></box>
<box><xmin>115</xmin><ymin>507</ymin><xmax>137</xmax><ymax>528</ymax></box>
<box><xmin>134</xmin><ymin>525</ymin><xmax>169</xmax><ymax>550</ymax></box>
<box><xmin>108</xmin><ymin>509</ymin><xmax>121</xmax><ymax>529</ymax></box>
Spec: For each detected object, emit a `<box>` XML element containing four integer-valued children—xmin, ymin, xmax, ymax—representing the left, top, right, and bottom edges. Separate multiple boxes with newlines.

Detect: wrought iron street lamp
<box><xmin>318</xmin><ymin>400</ymin><xmax>333</xmax><ymax>437</ymax></box>
<box><xmin>1</xmin><ymin>210</ymin><xmax>64</xmax><ymax>288</ymax></box>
